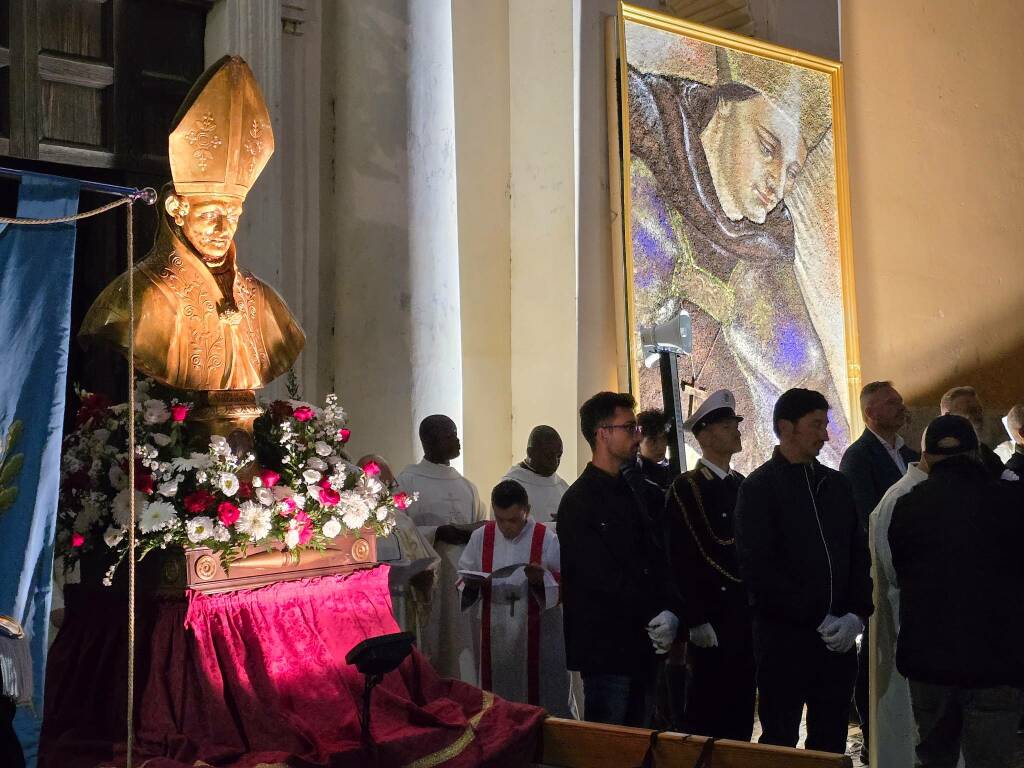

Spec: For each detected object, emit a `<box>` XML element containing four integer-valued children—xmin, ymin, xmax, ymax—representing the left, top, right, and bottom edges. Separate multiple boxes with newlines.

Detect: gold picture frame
<box><xmin>608</xmin><ymin>2</ymin><xmax>862</xmax><ymax>471</ymax></box>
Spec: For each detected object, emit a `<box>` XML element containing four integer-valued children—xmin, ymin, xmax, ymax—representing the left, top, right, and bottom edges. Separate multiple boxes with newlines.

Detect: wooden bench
<box><xmin>535</xmin><ymin>718</ymin><xmax>853</xmax><ymax>767</ymax></box>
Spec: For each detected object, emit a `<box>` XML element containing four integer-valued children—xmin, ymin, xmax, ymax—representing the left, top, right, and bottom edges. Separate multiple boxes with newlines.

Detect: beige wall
<box><xmin>843</xmin><ymin>1</ymin><xmax>1024</xmax><ymax>434</ymax></box>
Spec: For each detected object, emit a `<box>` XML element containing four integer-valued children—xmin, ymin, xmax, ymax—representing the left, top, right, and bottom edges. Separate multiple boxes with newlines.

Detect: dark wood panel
<box><xmin>0</xmin><ymin>65</ymin><xmax>9</xmax><ymax>138</ymax></box>
<box><xmin>40</xmin><ymin>79</ymin><xmax>108</xmax><ymax>147</ymax></box>
<box><xmin>39</xmin><ymin>53</ymin><xmax>114</xmax><ymax>87</ymax></box>
<box><xmin>38</xmin><ymin>0</ymin><xmax>110</xmax><ymax>61</ymax></box>
<box><xmin>9</xmin><ymin>0</ymin><xmax>39</xmax><ymax>157</ymax></box>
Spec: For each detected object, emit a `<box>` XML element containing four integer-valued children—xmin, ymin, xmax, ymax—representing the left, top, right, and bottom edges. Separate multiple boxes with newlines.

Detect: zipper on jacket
<box><xmin>804</xmin><ymin>464</ymin><xmax>833</xmax><ymax>616</ymax></box>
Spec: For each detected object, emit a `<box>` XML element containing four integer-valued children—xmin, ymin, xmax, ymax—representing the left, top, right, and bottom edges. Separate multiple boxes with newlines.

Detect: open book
<box><xmin>457</xmin><ymin>562</ymin><xmax>533</xmax><ymax>582</ymax></box>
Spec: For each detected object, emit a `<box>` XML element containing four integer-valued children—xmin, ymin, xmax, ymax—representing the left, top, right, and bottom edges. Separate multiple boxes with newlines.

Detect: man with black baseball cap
<box><xmin>664</xmin><ymin>390</ymin><xmax>756</xmax><ymax>740</ymax></box>
<box><xmin>734</xmin><ymin>387</ymin><xmax>872</xmax><ymax>754</ymax></box>
<box><xmin>889</xmin><ymin>414</ymin><xmax>1024</xmax><ymax>768</ymax></box>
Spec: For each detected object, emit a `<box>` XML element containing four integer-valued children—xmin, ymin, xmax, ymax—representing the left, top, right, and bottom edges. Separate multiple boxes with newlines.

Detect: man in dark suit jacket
<box><xmin>840</xmin><ymin>380</ymin><xmax>919</xmax><ymax>763</ymax></box>
<box><xmin>941</xmin><ymin>385</ymin><xmax>1006</xmax><ymax>478</ymax></box>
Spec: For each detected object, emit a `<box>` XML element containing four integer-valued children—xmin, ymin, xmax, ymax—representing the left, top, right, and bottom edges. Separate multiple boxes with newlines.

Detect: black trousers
<box><xmin>753</xmin><ymin>619</ymin><xmax>858</xmax><ymax>754</ymax></box>
<box><xmin>681</xmin><ymin>618</ymin><xmax>756</xmax><ymax>741</ymax></box>
<box><xmin>1</xmin><ymin>696</ymin><xmax>25</xmax><ymax>768</ymax></box>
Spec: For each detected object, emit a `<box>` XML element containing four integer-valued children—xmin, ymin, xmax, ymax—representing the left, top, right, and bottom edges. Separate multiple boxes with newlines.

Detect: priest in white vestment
<box><xmin>502</xmin><ymin>425</ymin><xmax>569</xmax><ymax>524</ymax></box>
<box><xmin>397</xmin><ymin>415</ymin><xmax>487</xmax><ymax>684</ymax></box>
<box><xmin>458</xmin><ymin>479</ymin><xmax>570</xmax><ymax>716</ymax></box>
<box><xmin>870</xmin><ymin>456</ymin><xmax>928</xmax><ymax>768</ymax></box>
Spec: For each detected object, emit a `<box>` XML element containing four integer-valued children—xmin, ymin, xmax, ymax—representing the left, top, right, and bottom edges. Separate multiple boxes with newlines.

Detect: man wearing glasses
<box><xmin>556</xmin><ymin>391</ymin><xmax>681</xmax><ymax>727</ymax></box>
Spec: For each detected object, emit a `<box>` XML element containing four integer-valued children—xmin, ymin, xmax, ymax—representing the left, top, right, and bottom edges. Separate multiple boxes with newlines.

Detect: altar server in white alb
<box><xmin>501</xmin><ymin>425</ymin><xmax>569</xmax><ymax>524</ymax></box>
<box><xmin>397</xmin><ymin>415</ymin><xmax>488</xmax><ymax>684</ymax></box>
<box><xmin>458</xmin><ymin>480</ymin><xmax>570</xmax><ymax>716</ymax></box>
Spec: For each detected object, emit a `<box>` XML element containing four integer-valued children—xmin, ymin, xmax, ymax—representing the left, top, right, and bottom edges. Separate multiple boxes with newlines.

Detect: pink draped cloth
<box><xmin>43</xmin><ymin>565</ymin><xmax>543</xmax><ymax>768</ymax></box>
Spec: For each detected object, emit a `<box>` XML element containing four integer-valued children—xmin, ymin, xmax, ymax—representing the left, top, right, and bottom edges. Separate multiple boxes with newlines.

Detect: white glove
<box><xmin>820</xmin><ymin>612</ymin><xmax>863</xmax><ymax>653</ymax></box>
<box><xmin>817</xmin><ymin>614</ymin><xmax>840</xmax><ymax>634</ymax></box>
<box><xmin>688</xmin><ymin>623</ymin><xmax>719</xmax><ymax>648</ymax></box>
<box><xmin>646</xmin><ymin>610</ymin><xmax>679</xmax><ymax>654</ymax></box>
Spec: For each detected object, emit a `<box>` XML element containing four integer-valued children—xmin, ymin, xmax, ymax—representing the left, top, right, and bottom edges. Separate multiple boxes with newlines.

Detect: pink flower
<box><xmin>294</xmin><ymin>511</ymin><xmax>311</xmax><ymax>524</ymax></box>
<box><xmin>362</xmin><ymin>461</ymin><xmax>381</xmax><ymax>478</ymax></box>
<box><xmin>293</xmin><ymin>406</ymin><xmax>315</xmax><ymax>422</ymax></box>
<box><xmin>258</xmin><ymin>469</ymin><xmax>280</xmax><ymax>488</ymax></box>
<box><xmin>278</xmin><ymin>496</ymin><xmax>297</xmax><ymax>516</ymax></box>
<box><xmin>393</xmin><ymin>491</ymin><xmax>411</xmax><ymax>511</ymax></box>
<box><xmin>71</xmin><ymin>532</ymin><xmax>85</xmax><ymax>548</ymax></box>
<box><xmin>319</xmin><ymin>485</ymin><xmax>340</xmax><ymax>506</ymax></box>
<box><xmin>170</xmin><ymin>404</ymin><xmax>190</xmax><ymax>422</ymax></box>
<box><xmin>299</xmin><ymin>524</ymin><xmax>314</xmax><ymax>546</ymax></box>
<box><xmin>237</xmin><ymin>481</ymin><xmax>253</xmax><ymax>500</ymax></box>
<box><xmin>218</xmin><ymin>501</ymin><xmax>240</xmax><ymax>526</ymax></box>
<box><xmin>337</xmin><ymin>428</ymin><xmax>351</xmax><ymax>443</ymax></box>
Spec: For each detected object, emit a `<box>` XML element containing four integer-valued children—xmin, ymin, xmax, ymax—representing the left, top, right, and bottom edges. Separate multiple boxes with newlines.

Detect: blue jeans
<box><xmin>908</xmin><ymin>681</ymin><xmax>1024</xmax><ymax>768</ymax></box>
<box><xmin>582</xmin><ymin>672</ymin><xmax>654</xmax><ymax>727</ymax></box>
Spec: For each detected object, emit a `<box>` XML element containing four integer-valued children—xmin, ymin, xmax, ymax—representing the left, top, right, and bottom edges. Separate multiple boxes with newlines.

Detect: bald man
<box><xmin>397</xmin><ymin>415</ymin><xmax>487</xmax><ymax>684</ymax></box>
<box><xmin>502</xmin><ymin>426</ymin><xmax>570</xmax><ymax>524</ymax></box>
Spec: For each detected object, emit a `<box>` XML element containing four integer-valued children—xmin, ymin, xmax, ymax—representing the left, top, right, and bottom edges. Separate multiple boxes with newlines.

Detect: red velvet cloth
<box><xmin>41</xmin><ymin>566</ymin><xmax>543</xmax><ymax>768</ymax></box>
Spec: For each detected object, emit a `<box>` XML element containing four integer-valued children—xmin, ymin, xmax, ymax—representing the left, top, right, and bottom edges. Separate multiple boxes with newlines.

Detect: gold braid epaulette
<box><xmin>671</xmin><ymin>473</ymin><xmax>742</xmax><ymax>584</ymax></box>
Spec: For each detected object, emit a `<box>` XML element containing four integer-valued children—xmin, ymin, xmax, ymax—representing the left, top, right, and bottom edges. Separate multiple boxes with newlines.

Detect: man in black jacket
<box><xmin>557</xmin><ymin>391</ymin><xmax>681</xmax><ymax>727</ymax></box>
<box><xmin>840</xmin><ymin>380</ymin><xmax>919</xmax><ymax>760</ymax></box>
<box><xmin>940</xmin><ymin>385</ymin><xmax>1006</xmax><ymax>478</ymax></box>
<box><xmin>735</xmin><ymin>388</ymin><xmax>873</xmax><ymax>754</ymax></box>
<box><xmin>889</xmin><ymin>414</ymin><xmax>1024</xmax><ymax>768</ymax></box>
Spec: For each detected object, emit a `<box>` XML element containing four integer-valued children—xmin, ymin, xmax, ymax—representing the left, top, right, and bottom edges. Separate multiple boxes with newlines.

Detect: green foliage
<box><xmin>0</xmin><ymin>419</ymin><xmax>24</xmax><ymax>513</ymax></box>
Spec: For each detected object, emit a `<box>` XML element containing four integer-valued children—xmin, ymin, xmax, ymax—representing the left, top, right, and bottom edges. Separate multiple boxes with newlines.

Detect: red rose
<box><xmin>258</xmin><ymin>469</ymin><xmax>280</xmax><ymax>488</ymax></box>
<box><xmin>135</xmin><ymin>472</ymin><xmax>155</xmax><ymax>495</ymax></box>
<box><xmin>293</xmin><ymin>406</ymin><xmax>315</xmax><ymax>422</ymax></box>
<box><xmin>393</xmin><ymin>492</ymin><xmax>411</xmax><ymax>511</ymax></box>
<box><xmin>75</xmin><ymin>392</ymin><xmax>111</xmax><ymax>427</ymax></box>
<box><xmin>338</xmin><ymin>428</ymin><xmax>351</xmax><ymax>443</ymax></box>
<box><xmin>184</xmin><ymin>490</ymin><xmax>215</xmax><ymax>514</ymax></box>
<box><xmin>218</xmin><ymin>501</ymin><xmax>241</xmax><ymax>526</ymax></box>
<box><xmin>170</xmin><ymin>404</ymin><xmax>190</xmax><ymax>422</ymax></box>
<box><xmin>238</xmin><ymin>481</ymin><xmax>253</xmax><ymax>500</ymax></box>
<box><xmin>270</xmin><ymin>400</ymin><xmax>295</xmax><ymax>420</ymax></box>
<box><xmin>319</xmin><ymin>486</ymin><xmax>340</xmax><ymax>506</ymax></box>
<box><xmin>71</xmin><ymin>532</ymin><xmax>85</xmax><ymax>548</ymax></box>
<box><xmin>362</xmin><ymin>461</ymin><xmax>381</xmax><ymax>478</ymax></box>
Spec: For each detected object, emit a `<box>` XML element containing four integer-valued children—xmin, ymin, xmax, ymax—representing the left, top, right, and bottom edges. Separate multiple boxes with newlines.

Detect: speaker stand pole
<box><xmin>658</xmin><ymin>350</ymin><xmax>687</xmax><ymax>477</ymax></box>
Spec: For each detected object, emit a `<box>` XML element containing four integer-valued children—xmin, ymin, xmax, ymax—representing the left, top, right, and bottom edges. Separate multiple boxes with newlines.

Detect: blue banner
<box><xmin>0</xmin><ymin>173</ymin><xmax>80</xmax><ymax>767</ymax></box>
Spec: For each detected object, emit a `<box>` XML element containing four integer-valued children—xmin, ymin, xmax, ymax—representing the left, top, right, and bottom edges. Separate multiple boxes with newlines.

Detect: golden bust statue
<box><xmin>81</xmin><ymin>56</ymin><xmax>304</xmax><ymax>429</ymax></box>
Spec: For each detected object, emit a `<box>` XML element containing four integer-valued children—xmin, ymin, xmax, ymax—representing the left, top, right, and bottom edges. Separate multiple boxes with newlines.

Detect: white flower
<box><xmin>73</xmin><ymin>499</ymin><xmax>102</xmax><ymax>533</ymax></box>
<box><xmin>108</xmin><ymin>464</ymin><xmax>127</xmax><ymax>490</ymax></box>
<box><xmin>272</xmin><ymin>485</ymin><xmax>296</xmax><ymax>501</ymax></box>
<box><xmin>359</xmin><ymin>476</ymin><xmax>384</xmax><ymax>497</ymax></box>
<box><xmin>139</xmin><ymin>500</ymin><xmax>177</xmax><ymax>533</ymax></box>
<box><xmin>157</xmin><ymin>479</ymin><xmax>179</xmax><ymax>497</ymax></box>
<box><xmin>185</xmin><ymin>515</ymin><xmax>215</xmax><ymax>543</ymax></box>
<box><xmin>306</xmin><ymin>457</ymin><xmax>327</xmax><ymax>472</ymax></box>
<box><xmin>322</xmin><ymin>518</ymin><xmax>342</xmax><ymax>539</ymax></box>
<box><xmin>143</xmin><ymin>398</ymin><xmax>170</xmax><ymax>425</ymax></box>
<box><xmin>112</xmin><ymin>489</ymin><xmax>147</xmax><ymax>528</ymax></box>
<box><xmin>314</xmin><ymin>441</ymin><xmax>332</xmax><ymax>457</ymax></box>
<box><xmin>92</xmin><ymin>428</ymin><xmax>110</xmax><ymax>444</ymax></box>
<box><xmin>302</xmin><ymin>469</ymin><xmax>322</xmax><ymax>485</ymax></box>
<box><xmin>251</xmin><ymin>476</ymin><xmax>263</xmax><ymax>488</ymax></box>
<box><xmin>326</xmin><ymin>455</ymin><xmax>343</xmax><ymax>466</ymax></box>
<box><xmin>255</xmin><ymin>487</ymin><xmax>274</xmax><ymax>506</ymax></box>
<box><xmin>235</xmin><ymin>501</ymin><xmax>272</xmax><ymax>541</ymax></box>
<box><xmin>374</xmin><ymin>505</ymin><xmax>391</xmax><ymax>522</ymax></box>
<box><xmin>212</xmin><ymin>524</ymin><xmax>231</xmax><ymax>542</ymax></box>
<box><xmin>152</xmin><ymin>432</ymin><xmax>172</xmax><ymax>447</ymax></box>
<box><xmin>284</xmin><ymin>520</ymin><xmax>302</xmax><ymax>549</ymax></box>
<box><xmin>338</xmin><ymin>491</ymin><xmax>371</xmax><ymax>530</ymax></box>
<box><xmin>103</xmin><ymin>525</ymin><xmax>125</xmax><ymax>548</ymax></box>
<box><xmin>172</xmin><ymin>452</ymin><xmax>212</xmax><ymax>471</ymax></box>
<box><xmin>218</xmin><ymin>472</ymin><xmax>239</xmax><ymax>497</ymax></box>
<box><xmin>209</xmin><ymin>435</ymin><xmax>232</xmax><ymax>457</ymax></box>
<box><xmin>196</xmin><ymin>470</ymin><xmax>208</xmax><ymax>483</ymax></box>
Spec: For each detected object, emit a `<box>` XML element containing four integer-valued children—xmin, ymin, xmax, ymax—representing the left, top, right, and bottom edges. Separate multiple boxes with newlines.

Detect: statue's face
<box><xmin>706</xmin><ymin>93</ymin><xmax>807</xmax><ymax>224</ymax></box>
<box><xmin>179</xmin><ymin>194</ymin><xmax>243</xmax><ymax>265</ymax></box>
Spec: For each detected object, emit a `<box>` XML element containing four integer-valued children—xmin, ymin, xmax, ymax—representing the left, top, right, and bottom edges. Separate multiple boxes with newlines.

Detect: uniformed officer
<box><xmin>665</xmin><ymin>390</ymin><xmax>756</xmax><ymax>741</ymax></box>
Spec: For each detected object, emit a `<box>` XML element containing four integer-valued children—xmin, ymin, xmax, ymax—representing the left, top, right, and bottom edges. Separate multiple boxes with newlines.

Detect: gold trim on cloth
<box><xmin>403</xmin><ymin>690</ymin><xmax>496</xmax><ymax>768</ymax></box>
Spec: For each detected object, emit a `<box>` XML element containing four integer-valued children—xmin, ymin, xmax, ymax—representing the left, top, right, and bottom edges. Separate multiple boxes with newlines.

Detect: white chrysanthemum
<box><xmin>218</xmin><ymin>472</ymin><xmax>239</xmax><ymax>497</ymax></box>
<box><xmin>254</xmin><ymin>486</ymin><xmax>274</xmax><ymax>506</ymax></box>
<box><xmin>235</xmin><ymin>501</ymin><xmax>272</xmax><ymax>541</ymax></box>
<box><xmin>103</xmin><ymin>525</ymin><xmax>125</xmax><ymax>548</ymax></box>
<box><xmin>185</xmin><ymin>515</ymin><xmax>215</xmax><ymax>543</ymax></box>
<box><xmin>314</xmin><ymin>441</ymin><xmax>332</xmax><ymax>457</ymax></box>
<box><xmin>212</xmin><ymin>523</ymin><xmax>231</xmax><ymax>542</ymax></box>
<box><xmin>306</xmin><ymin>457</ymin><xmax>327</xmax><ymax>472</ymax></box>
<box><xmin>139</xmin><ymin>500</ymin><xmax>177</xmax><ymax>533</ymax></box>
<box><xmin>359</xmin><ymin>476</ymin><xmax>384</xmax><ymax>497</ymax></box>
<box><xmin>338</xmin><ymin>491</ymin><xmax>371</xmax><ymax>530</ymax></box>
<box><xmin>172</xmin><ymin>452</ymin><xmax>212</xmax><ymax>471</ymax></box>
<box><xmin>143</xmin><ymin>398</ymin><xmax>170</xmax><ymax>425</ymax></box>
<box><xmin>374</xmin><ymin>505</ymin><xmax>391</xmax><ymax>522</ymax></box>
<box><xmin>322</xmin><ymin>518</ymin><xmax>342</xmax><ymax>539</ymax></box>
<box><xmin>152</xmin><ymin>432</ymin><xmax>172</xmax><ymax>447</ymax></box>
<box><xmin>108</xmin><ymin>464</ymin><xmax>127</xmax><ymax>490</ymax></box>
<box><xmin>112</xmin><ymin>489</ymin><xmax>146</xmax><ymax>528</ymax></box>
<box><xmin>302</xmin><ymin>469</ymin><xmax>322</xmax><ymax>485</ymax></box>
<box><xmin>157</xmin><ymin>479</ymin><xmax>179</xmax><ymax>497</ymax></box>
<box><xmin>209</xmin><ymin>434</ymin><xmax>232</xmax><ymax>457</ymax></box>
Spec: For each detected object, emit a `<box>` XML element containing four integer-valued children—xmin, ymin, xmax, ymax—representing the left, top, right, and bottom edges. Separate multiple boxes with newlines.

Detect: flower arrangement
<box><xmin>57</xmin><ymin>380</ymin><xmax>412</xmax><ymax>585</ymax></box>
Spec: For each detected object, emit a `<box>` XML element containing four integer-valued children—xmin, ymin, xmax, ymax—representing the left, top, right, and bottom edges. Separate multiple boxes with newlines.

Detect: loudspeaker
<box><xmin>640</xmin><ymin>311</ymin><xmax>692</xmax><ymax>358</ymax></box>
